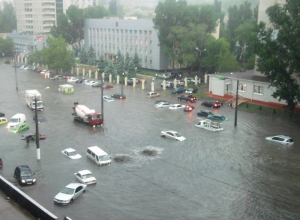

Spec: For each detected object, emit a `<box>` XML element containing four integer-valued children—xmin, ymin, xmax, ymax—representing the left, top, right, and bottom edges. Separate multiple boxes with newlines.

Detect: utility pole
<box><xmin>234</xmin><ymin>80</ymin><xmax>239</xmax><ymax>127</ymax></box>
<box><xmin>35</xmin><ymin>96</ymin><xmax>40</xmax><ymax>160</ymax></box>
<box><xmin>14</xmin><ymin>53</ymin><xmax>18</xmax><ymax>92</ymax></box>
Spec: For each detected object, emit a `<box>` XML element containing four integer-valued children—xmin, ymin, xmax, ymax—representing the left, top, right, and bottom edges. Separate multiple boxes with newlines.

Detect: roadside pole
<box><xmin>35</xmin><ymin>96</ymin><xmax>40</xmax><ymax>160</ymax></box>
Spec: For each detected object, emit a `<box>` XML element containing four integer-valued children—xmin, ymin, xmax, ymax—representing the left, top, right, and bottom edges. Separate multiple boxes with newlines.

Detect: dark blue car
<box><xmin>171</xmin><ymin>87</ymin><xmax>186</xmax><ymax>94</ymax></box>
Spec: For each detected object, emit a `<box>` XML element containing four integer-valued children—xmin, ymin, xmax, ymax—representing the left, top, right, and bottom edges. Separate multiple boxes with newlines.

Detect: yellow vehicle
<box><xmin>58</xmin><ymin>84</ymin><xmax>74</xmax><ymax>94</ymax></box>
<box><xmin>0</xmin><ymin>117</ymin><xmax>8</xmax><ymax>125</ymax></box>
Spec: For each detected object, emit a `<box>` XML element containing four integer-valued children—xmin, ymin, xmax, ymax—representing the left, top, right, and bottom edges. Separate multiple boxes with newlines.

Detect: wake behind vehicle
<box><xmin>72</xmin><ymin>102</ymin><xmax>103</xmax><ymax>126</ymax></box>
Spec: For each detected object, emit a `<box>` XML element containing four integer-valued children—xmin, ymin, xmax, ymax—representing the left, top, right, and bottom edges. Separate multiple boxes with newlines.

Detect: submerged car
<box><xmin>147</xmin><ymin>92</ymin><xmax>160</xmax><ymax>98</ymax></box>
<box><xmin>14</xmin><ymin>165</ymin><xmax>36</xmax><ymax>185</ymax></box>
<box><xmin>21</xmin><ymin>133</ymin><xmax>46</xmax><ymax>141</ymax></box>
<box><xmin>160</xmin><ymin>130</ymin><xmax>186</xmax><ymax>141</ymax></box>
<box><xmin>54</xmin><ymin>183</ymin><xmax>87</xmax><ymax>205</ymax></box>
<box><xmin>185</xmin><ymin>87</ymin><xmax>198</xmax><ymax>94</ymax></box>
<box><xmin>111</xmin><ymin>93</ymin><xmax>126</xmax><ymax>99</ymax></box>
<box><xmin>171</xmin><ymin>87</ymin><xmax>186</xmax><ymax>94</ymax></box>
<box><xmin>155</xmin><ymin>102</ymin><xmax>170</xmax><ymax>108</ymax></box>
<box><xmin>102</xmin><ymin>84</ymin><xmax>113</xmax><ymax>89</ymax></box>
<box><xmin>0</xmin><ymin>117</ymin><xmax>8</xmax><ymax>124</ymax></box>
<box><xmin>183</xmin><ymin>105</ymin><xmax>195</xmax><ymax>112</ymax></box>
<box><xmin>265</xmin><ymin>135</ymin><xmax>294</xmax><ymax>146</ymax></box>
<box><xmin>9</xmin><ymin>122</ymin><xmax>29</xmax><ymax>133</ymax></box>
<box><xmin>201</xmin><ymin>100</ymin><xmax>221</xmax><ymax>108</ymax></box>
<box><xmin>169</xmin><ymin>104</ymin><xmax>185</xmax><ymax>110</ymax></box>
<box><xmin>197</xmin><ymin>110</ymin><xmax>213</xmax><ymax>117</ymax></box>
<box><xmin>61</xmin><ymin>148</ymin><xmax>82</xmax><ymax>159</ymax></box>
<box><xmin>103</xmin><ymin>96</ymin><xmax>114</xmax><ymax>102</ymax></box>
<box><xmin>74</xmin><ymin>170</ymin><xmax>97</xmax><ymax>185</ymax></box>
<box><xmin>208</xmin><ymin>114</ymin><xmax>228</xmax><ymax>121</ymax></box>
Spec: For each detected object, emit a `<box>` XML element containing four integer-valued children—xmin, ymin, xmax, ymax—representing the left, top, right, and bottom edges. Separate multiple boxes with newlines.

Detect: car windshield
<box><xmin>68</xmin><ymin>151</ymin><xmax>77</xmax><ymax>156</ymax></box>
<box><xmin>99</xmin><ymin>155</ymin><xmax>110</xmax><ymax>161</ymax></box>
<box><xmin>61</xmin><ymin>187</ymin><xmax>75</xmax><ymax>195</ymax></box>
<box><xmin>21</xmin><ymin>170</ymin><xmax>33</xmax><ymax>177</ymax></box>
<box><xmin>10</xmin><ymin>118</ymin><xmax>19</xmax><ymax>122</ymax></box>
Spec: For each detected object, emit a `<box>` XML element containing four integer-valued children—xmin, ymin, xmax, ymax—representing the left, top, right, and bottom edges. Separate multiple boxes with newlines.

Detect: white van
<box><xmin>7</xmin><ymin>113</ymin><xmax>26</xmax><ymax>128</ymax></box>
<box><xmin>86</xmin><ymin>146</ymin><xmax>111</xmax><ymax>165</ymax></box>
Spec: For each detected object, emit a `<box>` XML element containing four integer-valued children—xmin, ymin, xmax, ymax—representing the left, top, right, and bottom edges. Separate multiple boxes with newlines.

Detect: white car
<box><xmin>74</xmin><ymin>170</ymin><xmax>97</xmax><ymax>185</ymax></box>
<box><xmin>54</xmin><ymin>183</ymin><xmax>87</xmax><ymax>205</ymax></box>
<box><xmin>169</xmin><ymin>104</ymin><xmax>186</xmax><ymax>110</ymax></box>
<box><xmin>24</xmin><ymin>66</ymin><xmax>31</xmax><ymax>70</ymax></box>
<box><xmin>85</xmin><ymin>80</ymin><xmax>97</xmax><ymax>86</ymax></box>
<box><xmin>67</xmin><ymin>77</ymin><xmax>78</xmax><ymax>82</ymax></box>
<box><xmin>265</xmin><ymin>135</ymin><xmax>294</xmax><ymax>146</ymax></box>
<box><xmin>160</xmin><ymin>81</ymin><xmax>173</xmax><ymax>88</ymax></box>
<box><xmin>61</xmin><ymin>148</ymin><xmax>82</xmax><ymax>159</ymax></box>
<box><xmin>19</xmin><ymin>65</ymin><xmax>25</xmax><ymax>69</ymax></box>
<box><xmin>103</xmin><ymin>96</ymin><xmax>114</xmax><ymax>102</ymax></box>
<box><xmin>160</xmin><ymin>130</ymin><xmax>186</xmax><ymax>141</ymax></box>
<box><xmin>155</xmin><ymin>102</ymin><xmax>170</xmax><ymax>108</ymax></box>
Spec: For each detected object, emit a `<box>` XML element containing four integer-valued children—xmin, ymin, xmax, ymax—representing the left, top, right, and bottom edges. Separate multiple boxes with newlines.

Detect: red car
<box><xmin>183</xmin><ymin>105</ymin><xmax>195</xmax><ymax>112</ymax></box>
<box><xmin>21</xmin><ymin>133</ymin><xmax>46</xmax><ymax>141</ymax></box>
<box><xmin>103</xmin><ymin>84</ymin><xmax>113</xmax><ymax>89</ymax></box>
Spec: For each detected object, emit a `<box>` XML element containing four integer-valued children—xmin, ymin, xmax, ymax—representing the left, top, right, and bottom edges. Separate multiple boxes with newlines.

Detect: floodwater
<box><xmin>0</xmin><ymin>62</ymin><xmax>300</xmax><ymax>220</ymax></box>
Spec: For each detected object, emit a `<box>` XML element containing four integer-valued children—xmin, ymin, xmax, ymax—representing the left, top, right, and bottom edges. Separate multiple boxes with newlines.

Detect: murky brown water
<box><xmin>0</xmin><ymin>62</ymin><xmax>300</xmax><ymax>220</ymax></box>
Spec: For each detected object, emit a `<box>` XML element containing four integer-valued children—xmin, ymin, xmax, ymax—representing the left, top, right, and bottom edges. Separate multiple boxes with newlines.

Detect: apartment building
<box><xmin>15</xmin><ymin>0</ymin><xmax>56</xmax><ymax>34</ymax></box>
<box><xmin>84</xmin><ymin>18</ymin><xmax>169</xmax><ymax>71</ymax></box>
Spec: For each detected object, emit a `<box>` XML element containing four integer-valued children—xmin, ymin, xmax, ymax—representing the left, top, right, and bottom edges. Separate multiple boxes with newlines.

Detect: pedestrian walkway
<box><xmin>204</xmin><ymin>92</ymin><xmax>300</xmax><ymax>113</ymax></box>
<box><xmin>0</xmin><ymin>190</ymin><xmax>35</xmax><ymax>220</ymax></box>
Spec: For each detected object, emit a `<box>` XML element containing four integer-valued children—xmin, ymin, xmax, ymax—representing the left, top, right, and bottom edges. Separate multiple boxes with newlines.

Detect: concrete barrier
<box><xmin>0</xmin><ymin>175</ymin><xmax>57</xmax><ymax>220</ymax></box>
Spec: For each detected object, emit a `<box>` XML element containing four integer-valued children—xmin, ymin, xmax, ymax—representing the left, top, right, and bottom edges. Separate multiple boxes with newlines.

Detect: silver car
<box><xmin>54</xmin><ymin>183</ymin><xmax>87</xmax><ymax>205</ymax></box>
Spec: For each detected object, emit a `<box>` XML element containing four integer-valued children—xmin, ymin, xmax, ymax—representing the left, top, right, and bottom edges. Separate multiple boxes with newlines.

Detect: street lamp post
<box><xmin>121</xmin><ymin>72</ymin><xmax>124</xmax><ymax>96</ymax></box>
<box><xmin>14</xmin><ymin>53</ymin><xmax>18</xmax><ymax>92</ymax></box>
<box><xmin>234</xmin><ymin>80</ymin><xmax>239</xmax><ymax>127</ymax></box>
<box><xmin>196</xmin><ymin>47</ymin><xmax>206</xmax><ymax>79</ymax></box>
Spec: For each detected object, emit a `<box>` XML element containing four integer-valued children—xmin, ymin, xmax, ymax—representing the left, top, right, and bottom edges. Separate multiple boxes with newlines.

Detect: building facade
<box><xmin>84</xmin><ymin>18</ymin><xmax>169</xmax><ymax>71</ymax></box>
<box><xmin>14</xmin><ymin>0</ymin><xmax>56</xmax><ymax>34</ymax></box>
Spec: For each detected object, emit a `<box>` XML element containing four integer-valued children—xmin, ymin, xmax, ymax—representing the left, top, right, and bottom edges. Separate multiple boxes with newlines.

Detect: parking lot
<box><xmin>1</xmin><ymin>63</ymin><xmax>300</xmax><ymax>220</ymax></box>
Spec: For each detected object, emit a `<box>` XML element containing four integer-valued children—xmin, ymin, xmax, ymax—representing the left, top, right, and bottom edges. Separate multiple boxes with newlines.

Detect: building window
<box><xmin>239</xmin><ymin>83</ymin><xmax>247</xmax><ymax>92</ymax></box>
<box><xmin>253</xmin><ymin>85</ymin><xmax>263</xmax><ymax>95</ymax></box>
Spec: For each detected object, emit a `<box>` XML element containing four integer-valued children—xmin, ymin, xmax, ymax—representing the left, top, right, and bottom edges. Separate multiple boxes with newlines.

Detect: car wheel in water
<box><xmin>161</xmin><ymin>135</ymin><xmax>165</xmax><ymax>138</ymax></box>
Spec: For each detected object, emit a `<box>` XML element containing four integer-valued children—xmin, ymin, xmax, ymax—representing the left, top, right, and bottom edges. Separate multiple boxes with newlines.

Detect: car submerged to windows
<box><xmin>171</xmin><ymin>87</ymin><xmax>186</xmax><ymax>94</ymax></box>
<box><xmin>74</xmin><ymin>170</ymin><xmax>96</xmax><ymax>185</ymax></box>
<box><xmin>265</xmin><ymin>135</ymin><xmax>294</xmax><ymax>146</ymax></box>
<box><xmin>155</xmin><ymin>102</ymin><xmax>170</xmax><ymax>108</ymax></box>
<box><xmin>61</xmin><ymin>148</ymin><xmax>82</xmax><ymax>159</ymax></box>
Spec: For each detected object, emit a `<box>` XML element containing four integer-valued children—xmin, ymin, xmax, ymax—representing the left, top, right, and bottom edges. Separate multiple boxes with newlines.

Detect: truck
<box><xmin>72</xmin><ymin>102</ymin><xmax>103</xmax><ymax>126</ymax></box>
<box><xmin>25</xmin><ymin>90</ymin><xmax>44</xmax><ymax>110</ymax></box>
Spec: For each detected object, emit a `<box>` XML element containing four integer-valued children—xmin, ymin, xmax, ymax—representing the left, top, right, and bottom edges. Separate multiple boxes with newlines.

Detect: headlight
<box><xmin>21</xmin><ymin>180</ymin><xmax>25</xmax><ymax>183</ymax></box>
<box><xmin>33</xmin><ymin>179</ymin><xmax>36</xmax><ymax>182</ymax></box>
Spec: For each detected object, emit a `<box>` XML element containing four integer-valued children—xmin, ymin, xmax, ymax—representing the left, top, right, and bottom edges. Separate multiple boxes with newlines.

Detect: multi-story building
<box><xmin>84</xmin><ymin>18</ymin><xmax>169</xmax><ymax>71</ymax></box>
<box><xmin>15</xmin><ymin>0</ymin><xmax>56</xmax><ymax>34</ymax></box>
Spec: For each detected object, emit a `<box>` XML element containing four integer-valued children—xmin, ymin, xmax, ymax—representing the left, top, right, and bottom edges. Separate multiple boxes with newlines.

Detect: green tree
<box><xmin>127</xmin><ymin>60</ymin><xmax>136</xmax><ymax>78</ymax></box>
<box><xmin>87</xmin><ymin>46</ymin><xmax>96</xmax><ymax>65</ymax></box>
<box><xmin>104</xmin><ymin>62</ymin><xmax>117</xmax><ymax>79</ymax></box>
<box><xmin>27</xmin><ymin>50</ymin><xmax>45</xmax><ymax>65</ymax></box>
<box><xmin>133</xmin><ymin>52</ymin><xmax>141</xmax><ymax>72</ymax></box>
<box><xmin>50</xmin><ymin>14</ymin><xmax>73</xmax><ymax>46</ymax></box>
<box><xmin>109</xmin><ymin>0</ymin><xmax>117</xmax><ymax>16</ymax></box>
<box><xmin>202</xmin><ymin>37</ymin><xmax>231</xmax><ymax>74</ymax></box>
<box><xmin>115</xmin><ymin>50</ymin><xmax>124</xmax><ymax>75</ymax></box>
<box><xmin>79</xmin><ymin>48</ymin><xmax>88</xmax><ymax>64</ymax></box>
<box><xmin>0</xmin><ymin>37</ymin><xmax>14</xmax><ymax>57</ymax></box>
<box><xmin>0</xmin><ymin>2</ymin><xmax>16</xmax><ymax>32</ymax></box>
<box><xmin>97</xmin><ymin>55</ymin><xmax>108</xmax><ymax>73</ymax></box>
<box><xmin>124</xmin><ymin>52</ymin><xmax>131</xmax><ymax>71</ymax></box>
<box><xmin>84</xmin><ymin>5</ymin><xmax>109</xmax><ymax>18</ymax></box>
<box><xmin>43</xmin><ymin>36</ymin><xmax>74</xmax><ymax>73</ymax></box>
<box><xmin>217</xmin><ymin>51</ymin><xmax>240</xmax><ymax>72</ymax></box>
<box><xmin>255</xmin><ymin>0</ymin><xmax>300</xmax><ymax>110</ymax></box>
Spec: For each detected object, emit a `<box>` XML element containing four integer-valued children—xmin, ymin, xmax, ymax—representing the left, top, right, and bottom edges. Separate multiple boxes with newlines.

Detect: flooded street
<box><xmin>0</xmin><ymin>63</ymin><xmax>300</xmax><ymax>220</ymax></box>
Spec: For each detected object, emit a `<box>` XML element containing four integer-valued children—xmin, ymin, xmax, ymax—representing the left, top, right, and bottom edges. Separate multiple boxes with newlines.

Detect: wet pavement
<box><xmin>0</xmin><ymin>62</ymin><xmax>300</xmax><ymax>220</ymax></box>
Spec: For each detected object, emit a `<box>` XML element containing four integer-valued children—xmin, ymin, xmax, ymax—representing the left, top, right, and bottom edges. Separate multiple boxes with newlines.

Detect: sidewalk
<box><xmin>0</xmin><ymin>190</ymin><xmax>35</xmax><ymax>220</ymax></box>
<box><xmin>204</xmin><ymin>92</ymin><xmax>300</xmax><ymax>113</ymax></box>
